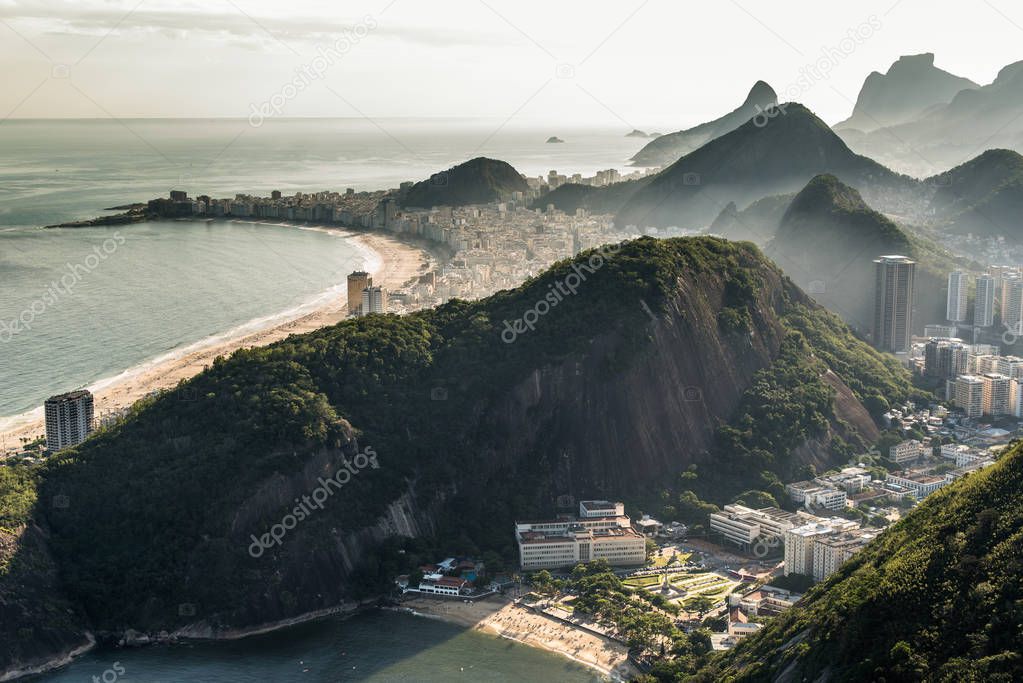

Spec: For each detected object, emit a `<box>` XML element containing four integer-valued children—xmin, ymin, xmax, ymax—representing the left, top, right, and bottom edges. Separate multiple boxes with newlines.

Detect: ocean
<box><xmin>33</xmin><ymin>610</ymin><xmax>604</xmax><ymax>682</ymax></box>
<box><xmin>0</xmin><ymin>118</ymin><xmax>647</xmax><ymax>428</ymax></box>
<box><xmin>1</xmin><ymin>118</ymin><xmax>642</xmax><ymax>680</ymax></box>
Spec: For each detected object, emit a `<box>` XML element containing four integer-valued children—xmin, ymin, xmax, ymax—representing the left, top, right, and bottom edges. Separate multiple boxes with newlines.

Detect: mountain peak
<box><xmin>836</xmin><ymin>53</ymin><xmax>978</xmax><ymax>132</ymax></box>
<box><xmin>779</xmin><ymin>173</ymin><xmax>895</xmax><ymax>234</ymax></box>
<box><xmin>891</xmin><ymin>52</ymin><xmax>936</xmax><ymax>69</ymax></box>
<box><xmin>630</xmin><ymin>82</ymin><xmax>778</xmax><ymax>167</ymax></box>
<box><xmin>743</xmin><ymin>80</ymin><xmax>777</xmax><ymax>106</ymax></box>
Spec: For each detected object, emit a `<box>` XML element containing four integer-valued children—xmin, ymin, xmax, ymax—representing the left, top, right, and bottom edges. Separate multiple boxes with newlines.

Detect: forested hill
<box><xmin>2</xmin><ymin>237</ymin><xmax>921</xmax><ymax>675</ymax></box>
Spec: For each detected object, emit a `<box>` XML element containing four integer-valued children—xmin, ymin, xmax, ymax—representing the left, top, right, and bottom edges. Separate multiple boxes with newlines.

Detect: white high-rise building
<box><xmin>784</xmin><ymin>519</ymin><xmax>860</xmax><ymax>577</ymax></box>
<box><xmin>994</xmin><ymin>356</ymin><xmax>1023</xmax><ymax>379</ymax></box>
<box><xmin>947</xmin><ymin>374</ymin><xmax>985</xmax><ymax>418</ymax></box>
<box><xmin>974</xmin><ymin>275</ymin><xmax>995</xmax><ymax>328</ymax></box>
<box><xmin>44</xmin><ymin>390</ymin><xmax>94</xmax><ymax>451</ymax></box>
<box><xmin>361</xmin><ymin>286</ymin><xmax>387</xmax><ymax>315</ymax></box>
<box><xmin>1011</xmin><ymin>379</ymin><xmax>1023</xmax><ymax>418</ymax></box>
<box><xmin>811</xmin><ymin>530</ymin><xmax>878</xmax><ymax>582</ymax></box>
<box><xmin>982</xmin><ymin>373</ymin><xmax>1013</xmax><ymax>416</ymax></box>
<box><xmin>1003</xmin><ymin>278</ymin><xmax>1023</xmax><ymax>335</ymax></box>
<box><xmin>784</xmin><ymin>523</ymin><xmax>835</xmax><ymax>577</ymax></box>
<box><xmin>946</xmin><ymin>271</ymin><xmax>968</xmax><ymax>322</ymax></box>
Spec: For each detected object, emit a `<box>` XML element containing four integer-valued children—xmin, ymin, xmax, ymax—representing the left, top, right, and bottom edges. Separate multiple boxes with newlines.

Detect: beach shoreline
<box><xmin>0</xmin><ymin>223</ymin><xmax>434</xmax><ymax>454</ymax></box>
<box><xmin>396</xmin><ymin>595</ymin><xmax>636</xmax><ymax>681</ymax></box>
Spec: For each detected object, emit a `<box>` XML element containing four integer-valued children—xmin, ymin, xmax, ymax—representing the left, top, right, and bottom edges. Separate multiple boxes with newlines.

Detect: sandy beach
<box><xmin>400</xmin><ymin>596</ymin><xmax>636</xmax><ymax>680</ymax></box>
<box><xmin>0</xmin><ymin>227</ymin><xmax>432</xmax><ymax>454</ymax></box>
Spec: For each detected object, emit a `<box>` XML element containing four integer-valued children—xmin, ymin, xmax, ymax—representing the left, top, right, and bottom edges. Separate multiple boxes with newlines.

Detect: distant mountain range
<box><xmin>629</xmin><ymin>81</ymin><xmax>778</xmax><ymax>167</ymax></box>
<box><xmin>839</xmin><ymin>57</ymin><xmax>1023</xmax><ymax>175</ymax></box>
<box><xmin>1</xmin><ymin>238</ymin><xmax>921</xmax><ymax>677</ymax></box>
<box><xmin>835</xmin><ymin>53</ymin><xmax>979</xmax><ymax>133</ymax></box>
<box><xmin>692</xmin><ymin>439</ymin><xmax>1023</xmax><ymax>682</ymax></box>
<box><xmin>401</xmin><ymin>157</ymin><xmax>527</xmax><ymax>208</ymax></box>
<box><xmin>614</xmin><ymin>103</ymin><xmax>914</xmax><ymax>230</ymax></box>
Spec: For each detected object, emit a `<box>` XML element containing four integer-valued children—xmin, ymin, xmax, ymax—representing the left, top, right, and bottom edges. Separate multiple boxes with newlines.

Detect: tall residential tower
<box><xmin>873</xmin><ymin>255</ymin><xmax>916</xmax><ymax>353</ymax></box>
<box><xmin>347</xmin><ymin>271</ymin><xmax>371</xmax><ymax>316</ymax></box>
<box><xmin>974</xmin><ymin>274</ymin><xmax>995</xmax><ymax>328</ymax></box>
<box><xmin>44</xmin><ymin>390</ymin><xmax>94</xmax><ymax>451</ymax></box>
<box><xmin>946</xmin><ymin>271</ymin><xmax>968</xmax><ymax>322</ymax></box>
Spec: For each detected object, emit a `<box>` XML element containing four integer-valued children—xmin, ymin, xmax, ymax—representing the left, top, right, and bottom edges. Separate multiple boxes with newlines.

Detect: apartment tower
<box><xmin>946</xmin><ymin>270</ymin><xmax>968</xmax><ymax>322</ymax></box>
<box><xmin>44</xmin><ymin>390</ymin><xmax>94</xmax><ymax>451</ymax></box>
<box><xmin>974</xmin><ymin>274</ymin><xmax>996</xmax><ymax>328</ymax></box>
<box><xmin>873</xmin><ymin>255</ymin><xmax>916</xmax><ymax>353</ymax></box>
<box><xmin>347</xmin><ymin>271</ymin><xmax>371</xmax><ymax>316</ymax></box>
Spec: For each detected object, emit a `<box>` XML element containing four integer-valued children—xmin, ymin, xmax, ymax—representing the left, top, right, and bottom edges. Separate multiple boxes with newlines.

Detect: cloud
<box><xmin>0</xmin><ymin>0</ymin><xmax>510</xmax><ymax>48</ymax></box>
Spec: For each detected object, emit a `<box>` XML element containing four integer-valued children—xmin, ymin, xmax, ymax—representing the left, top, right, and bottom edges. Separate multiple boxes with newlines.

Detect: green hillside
<box><xmin>401</xmin><ymin>156</ymin><xmax>528</xmax><ymax>208</ymax></box>
<box><xmin>687</xmin><ymin>440</ymin><xmax>1023</xmax><ymax>682</ymax></box>
<box><xmin>927</xmin><ymin>149</ymin><xmax>1023</xmax><ymax>239</ymax></box>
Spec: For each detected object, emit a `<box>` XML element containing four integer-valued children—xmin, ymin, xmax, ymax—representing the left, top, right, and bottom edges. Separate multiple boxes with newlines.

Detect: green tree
<box><xmin>684</xmin><ymin>595</ymin><xmax>717</xmax><ymax>617</ymax></box>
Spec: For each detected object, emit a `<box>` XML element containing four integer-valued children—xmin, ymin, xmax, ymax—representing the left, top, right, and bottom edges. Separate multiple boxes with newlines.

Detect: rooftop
<box><xmin>45</xmin><ymin>389</ymin><xmax>92</xmax><ymax>402</ymax></box>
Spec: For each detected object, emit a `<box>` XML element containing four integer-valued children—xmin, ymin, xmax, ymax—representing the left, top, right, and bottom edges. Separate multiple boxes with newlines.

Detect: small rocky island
<box><xmin>546</xmin><ymin>136</ymin><xmax>565</xmax><ymax>144</ymax></box>
<box><xmin>626</xmin><ymin>129</ymin><xmax>662</xmax><ymax>138</ymax></box>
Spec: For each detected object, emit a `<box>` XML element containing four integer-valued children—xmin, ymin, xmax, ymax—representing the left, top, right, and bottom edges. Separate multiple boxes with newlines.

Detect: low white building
<box><xmin>785</xmin><ymin>481</ymin><xmax>823</xmax><ymax>504</ymax></box>
<box><xmin>889</xmin><ymin>440</ymin><xmax>925</xmax><ymax>463</ymax></box>
<box><xmin>633</xmin><ymin>515</ymin><xmax>662</xmax><ymax>536</ymax></box>
<box><xmin>940</xmin><ymin>443</ymin><xmax>972</xmax><ymax>460</ymax></box>
<box><xmin>516</xmin><ymin>501</ymin><xmax>646</xmax><ymax>570</ymax></box>
<box><xmin>710</xmin><ymin>505</ymin><xmax>814</xmax><ymax>550</ymax></box>
<box><xmin>414</xmin><ymin>576</ymin><xmax>470</xmax><ymax>596</ymax></box>
<box><xmin>729</xmin><ymin>586</ymin><xmax>803</xmax><ymax>617</ymax></box>
<box><xmin>885</xmin><ymin>471</ymin><xmax>947</xmax><ymax>498</ymax></box>
<box><xmin>808</xmin><ymin>488</ymin><xmax>847</xmax><ymax>512</ymax></box>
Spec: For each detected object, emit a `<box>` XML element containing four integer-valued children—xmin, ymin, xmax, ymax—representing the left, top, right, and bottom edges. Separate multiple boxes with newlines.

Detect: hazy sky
<box><xmin>1</xmin><ymin>0</ymin><xmax>1020</xmax><ymax>128</ymax></box>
